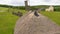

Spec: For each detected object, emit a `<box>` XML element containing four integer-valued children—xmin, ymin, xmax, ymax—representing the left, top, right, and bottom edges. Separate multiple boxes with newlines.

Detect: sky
<box><xmin>0</xmin><ymin>0</ymin><xmax>60</xmax><ymax>6</ymax></box>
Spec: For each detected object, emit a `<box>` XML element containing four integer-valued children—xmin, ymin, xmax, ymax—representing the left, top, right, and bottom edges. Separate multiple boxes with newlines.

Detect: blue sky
<box><xmin>0</xmin><ymin>0</ymin><xmax>60</xmax><ymax>6</ymax></box>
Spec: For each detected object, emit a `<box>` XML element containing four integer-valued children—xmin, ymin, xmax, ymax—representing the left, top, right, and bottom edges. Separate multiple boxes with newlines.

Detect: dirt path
<box><xmin>14</xmin><ymin>11</ymin><xmax>60</xmax><ymax>34</ymax></box>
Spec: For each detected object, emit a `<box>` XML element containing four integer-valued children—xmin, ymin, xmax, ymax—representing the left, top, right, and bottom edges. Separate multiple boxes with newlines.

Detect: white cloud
<box><xmin>0</xmin><ymin>0</ymin><xmax>60</xmax><ymax>6</ymax></box>
<box><xmin>29</xmin><ymin>0</ymin><xmax>60</xmax><ymax>5</ymax></box>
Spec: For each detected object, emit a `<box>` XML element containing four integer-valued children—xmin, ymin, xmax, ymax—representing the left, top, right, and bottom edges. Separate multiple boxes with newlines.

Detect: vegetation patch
<box><xmin>0</xmin><ymin>12</ymin><xmax>19</xmax><ymax>34</ymax></box>
<box><xmin>40</xmin><ymin>11</ymin><xmax>60</xmax><ymax>25</ymax></box>
<box><xmin>0</xmin><ymin>7</ymin><xmax>27</xmax><ymax>34</ymax></box>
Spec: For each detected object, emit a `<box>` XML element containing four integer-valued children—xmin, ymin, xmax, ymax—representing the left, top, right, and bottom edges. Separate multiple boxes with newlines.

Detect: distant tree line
<box><xmin>54</xmin><ymin>6</ymin><xmax>60</xmax><ymax>11</ymax></box>
<box><xmin>0</xmin><ymin>4</ymin><xmax>25</xmax><ymax>10</ymax></box>
<box><xmin>30</xmin><ymin>5</ymin><xmax>60</xmax><ymax>11</ymax></box>
<box><xmin>0</xmin><ymin>5</ymin><xmax>60</xmax><ymax>11</ymax></box>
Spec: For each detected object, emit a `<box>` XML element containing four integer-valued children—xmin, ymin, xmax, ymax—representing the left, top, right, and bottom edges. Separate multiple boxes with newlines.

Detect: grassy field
<box><xmin>0</xmin><ymin>7</ymin><xmax>27</xmax><ymax>34</ymax></box>
<box><xmin>0</xmin><ymin>6</ymin><xmax>60</xmax><ymax>34</ymax></box>
<box><xmin>0</xmin><ymin>12</ymin><xmax>18</xmax><ymax>34</ymax></box>
<box><xmin>40</xmin><ymin>11</ymin><xmax>60</xmax><ymax>25</ymax></box>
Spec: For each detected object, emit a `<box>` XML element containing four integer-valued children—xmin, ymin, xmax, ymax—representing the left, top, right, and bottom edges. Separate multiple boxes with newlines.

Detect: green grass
<box><xmin>0</xmin><ymin>7</ymin><xmax>27</xmax><ymax>34</ymax></box>
<box><xmin>0</xmin><ymin>12</ymin><xmax>19</xmax><ymax>34</ymax></box>
<box><xmin>40</xmin><ymin>11</ymin><xmax>60</xmax><ymax>25</ymax></box>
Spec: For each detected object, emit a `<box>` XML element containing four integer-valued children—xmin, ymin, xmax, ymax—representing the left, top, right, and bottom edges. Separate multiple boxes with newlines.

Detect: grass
<box><xmin>0</xmin><ymin>7</ymin><xmax>27</xmax><ymax>34</ymax></box>
<box><xmin>40</xmin><ymin>11</ymin><xmax>60</xmax><ymax>25</ymax></box>
<box><xmin>0</xmin><ymin>12</ymin><xmax>19</xmax><ymax>34</ymax></box>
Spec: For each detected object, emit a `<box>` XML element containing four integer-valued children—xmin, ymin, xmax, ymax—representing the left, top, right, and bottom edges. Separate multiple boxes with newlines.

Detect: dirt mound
<box><xmin>14</xmin><ymin>11</ymin><xmax>60</xmax><ymax>34</ymax></box>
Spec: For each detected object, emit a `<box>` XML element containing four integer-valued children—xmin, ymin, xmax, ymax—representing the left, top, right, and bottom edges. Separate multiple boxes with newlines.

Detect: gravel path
<box><xmin>14</xmin><ymin>11</ymin><xmax>60</xmax><ymax>34</ymax></box>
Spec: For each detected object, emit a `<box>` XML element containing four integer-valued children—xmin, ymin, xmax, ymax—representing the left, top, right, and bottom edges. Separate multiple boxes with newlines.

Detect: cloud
<box><xmin>9</xmin><ymin>0</ymin><xmax>24</xmax><ymax>6</ymax></box>
<box><xmin>29</xmin><ymin>0</ymin><xmax>60</xmax><ymax>5</ymax></box>
<box><xmin>0</xmin><ymin>0</ymin><xmax>60</xmax><ymax>6</ymax></box>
